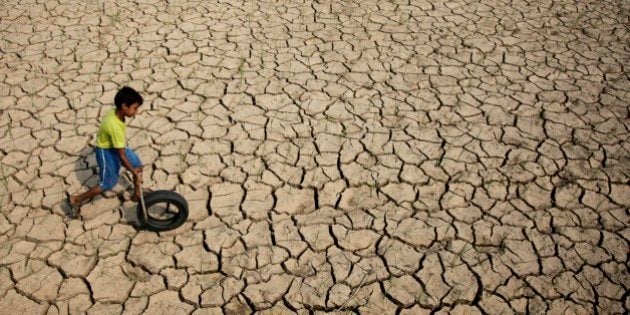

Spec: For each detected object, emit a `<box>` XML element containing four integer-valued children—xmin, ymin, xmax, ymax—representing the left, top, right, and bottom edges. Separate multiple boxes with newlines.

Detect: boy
<box><xmin>67</xmin><ymin>86</ymin><xmax>144</xmax><ymax>218</ymax></box>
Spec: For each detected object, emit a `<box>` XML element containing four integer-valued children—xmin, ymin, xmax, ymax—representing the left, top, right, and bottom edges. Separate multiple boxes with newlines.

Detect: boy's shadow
<box><xmin>64</xmin><ymin>146</ymin><xmax>140</xmax><ymax>227</ymax></box>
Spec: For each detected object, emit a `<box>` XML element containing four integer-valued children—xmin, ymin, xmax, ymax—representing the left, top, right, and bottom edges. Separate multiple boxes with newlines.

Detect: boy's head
<box><xmin>114</xmin><ymin>86</ymin><xmax>143</xmax><ymax>117</ymax></box>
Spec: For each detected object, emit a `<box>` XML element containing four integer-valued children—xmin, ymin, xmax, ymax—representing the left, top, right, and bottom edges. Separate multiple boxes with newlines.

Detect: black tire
<box><xmin>137</xmin><ymin>190</ymin><xmax>188</xmax><ymax>232</ymax></box>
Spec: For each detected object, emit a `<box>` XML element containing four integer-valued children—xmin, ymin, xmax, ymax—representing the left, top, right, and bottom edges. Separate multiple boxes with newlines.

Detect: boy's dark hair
<box><xmin>114</xmin><ymin>86</ymin><xmax>143</xmax><ymax>108</ymax></box>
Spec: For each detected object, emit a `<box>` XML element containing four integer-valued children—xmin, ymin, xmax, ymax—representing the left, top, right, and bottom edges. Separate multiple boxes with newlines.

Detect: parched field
<box><xmin>0</xmin><ymin>0</ymin><xmax>628</xmax><ymax>314</ymax></box>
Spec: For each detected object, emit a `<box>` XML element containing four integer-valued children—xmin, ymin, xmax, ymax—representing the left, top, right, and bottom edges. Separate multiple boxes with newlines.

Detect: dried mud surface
<box><xmin>0</xmin><ymin>0</ymin><xmax>629</xmax><ymax>314</ymax></box>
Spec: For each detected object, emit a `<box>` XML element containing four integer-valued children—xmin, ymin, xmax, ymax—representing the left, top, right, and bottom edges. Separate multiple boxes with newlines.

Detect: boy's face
<box><xmin>122</xmin><ymin>103</ymin><xmax>141</xmax><ymax>117</ymax></box>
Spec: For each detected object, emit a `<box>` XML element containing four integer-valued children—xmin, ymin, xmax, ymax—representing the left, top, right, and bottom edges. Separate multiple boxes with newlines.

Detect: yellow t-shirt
<box><xmin>95</xmin><ymin>109</ymin><xmax>126</xmax><ymax>149</ymax></box>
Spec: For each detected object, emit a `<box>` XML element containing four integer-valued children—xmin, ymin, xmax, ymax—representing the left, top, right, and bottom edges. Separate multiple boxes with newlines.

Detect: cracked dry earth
<box><xmin>0</xmin><ymin>0</ymin><xmax>629</xmax><ymax>314</ymax></box>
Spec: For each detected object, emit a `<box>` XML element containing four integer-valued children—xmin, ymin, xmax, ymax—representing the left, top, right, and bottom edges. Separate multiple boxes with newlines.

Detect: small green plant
<box><xmin>0</xmin><ymin>162</ymin><xmax>9</xmax><ymax>211</ymax></box>
<box><xmin>7</xmin><ymin>126</ymin><xmax>15</xmax><ymax>144</ymax></box>
<box><xmin>416</xmin><ymin>285</ymin><xmax>431</xmax><ymax>305</ymax></box>
<box><xmin>497</xmin><ymin>232</ymin><xmax>508</xmax><ymax>254</ymax></box>
<box><xmin>111</xmin><ymin>9</ymin><xmax>121</xmax><ymax>25</ymax></box>
<box><xmin>237</xmin><ymin>57</ymin><xmax>246</xmax><ymax>89</ymax></box>
<box><xmin>178</xmin><ymin>141</ymin><xmax>188</xmax><ymax>176</ymax></box>
<box><xmin>48</xmin><ymin>122</ymin><xmax>55</xmax><ymax>137</ymax></box>
<box><xmin>254</xmin><ymin>162</ymin><xmax>265</xmax><ymax>179</ymax></box>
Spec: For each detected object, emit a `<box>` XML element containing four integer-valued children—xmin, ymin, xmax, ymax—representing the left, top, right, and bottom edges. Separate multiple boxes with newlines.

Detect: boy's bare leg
<box><xmin>70</xmin><ymin>186</ymin><xmax>103</xmax><ymax>208</ymax></box>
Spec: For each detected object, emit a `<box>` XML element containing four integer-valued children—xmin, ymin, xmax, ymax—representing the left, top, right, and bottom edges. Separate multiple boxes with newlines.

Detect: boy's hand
<box><xmin>132</xmin><ymin>168</ymin><xmax>143</xmax><ymax>184</ymax></box>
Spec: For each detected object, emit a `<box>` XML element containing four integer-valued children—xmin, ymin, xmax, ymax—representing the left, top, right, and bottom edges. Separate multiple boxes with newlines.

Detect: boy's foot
<box><xmin>65</xmin><ymin>195</ymin><xmax>81</xmax><ymax>219</ymax></box>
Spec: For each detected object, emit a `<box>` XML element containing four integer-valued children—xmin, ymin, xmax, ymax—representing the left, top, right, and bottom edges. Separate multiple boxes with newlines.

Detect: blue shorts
<box><xmin>95</xmin><ymin>147</ymin><xmax>142</xmax><ymax>191</ymax></box>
